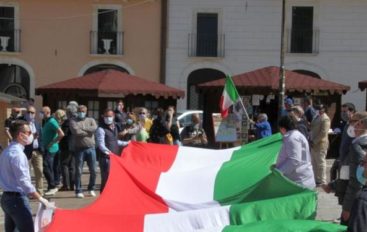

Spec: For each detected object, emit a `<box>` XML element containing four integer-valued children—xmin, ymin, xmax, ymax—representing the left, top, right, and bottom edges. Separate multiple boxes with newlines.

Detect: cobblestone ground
<box><xmin>0</xmin><ymin>160</ymin><xmax>342</xmax><ymax>231</ymax></box>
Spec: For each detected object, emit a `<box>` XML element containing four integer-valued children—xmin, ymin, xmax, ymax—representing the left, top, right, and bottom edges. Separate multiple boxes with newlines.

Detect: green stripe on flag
<box><xmin>225</xmin><ymin>76</ymin><xmax>239</xmax><ymax>103</ymax></box>
<box><xmin>214</xmin><ymin>134</ymin><xmax>318</xmax><ymax>226</ymax></box>
<box><xmin>214</xmin><ymin>134</ymin><xmax>283</xmax><ymax>204</ymax></box>
<box><xmin>222</xmin><ymin>220</ymin><xmax>346</xmax><ymax>232</ymax></box>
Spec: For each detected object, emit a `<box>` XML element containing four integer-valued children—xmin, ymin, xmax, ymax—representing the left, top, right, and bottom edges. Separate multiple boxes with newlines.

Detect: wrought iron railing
<box><xmin>90</xmin><ymin>31</ymin><xmax>124</xmax><ymax>55</ymax></box>
<box><xmin>188</xmin><ymin>33</ymin><xmax>225</xmax><ymax>57</ymax></box>
<box><xmin>287</xmin><ymin>28</ymin><xmax>319</xmax><ymax>54</ymax></box>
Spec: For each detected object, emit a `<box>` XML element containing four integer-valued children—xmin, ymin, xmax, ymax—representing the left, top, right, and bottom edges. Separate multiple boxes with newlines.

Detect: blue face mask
<box><xmin>127</xmin><ymin>119</ymin><xmax>133</xmax><ymax>125</ymax></box>
<box><xmin>104</xmin><ymin>116</ymin><xmax>114</xmax><ymax>125</ymax></box>
<box><xmin>356</xmin><ymin>165</ymin><xmax>366</xmax><ymax>185</ymax></box>
<box><xmin>78</xmin><ymin>112</ymin><xmax>86</xmax><ymax>119</ymax></box>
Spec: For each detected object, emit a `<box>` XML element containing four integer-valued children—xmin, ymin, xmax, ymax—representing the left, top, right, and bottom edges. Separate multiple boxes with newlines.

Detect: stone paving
<box><xmin>0</xmin><ymin>160</ymin><xmax>342</xmax><ymax>231</ymax></box>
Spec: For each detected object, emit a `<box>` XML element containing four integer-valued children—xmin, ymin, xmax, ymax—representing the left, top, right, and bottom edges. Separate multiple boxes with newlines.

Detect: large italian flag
<box><xmin>44</xmin><ymin>134</ymin><xmax>346</xmax><ymax>232</ymax></box>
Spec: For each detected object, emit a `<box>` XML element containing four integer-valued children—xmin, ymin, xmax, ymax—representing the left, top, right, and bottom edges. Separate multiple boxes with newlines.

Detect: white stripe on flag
<box><xmin>144</xmin><ymin>205</ymin><xmax>230</xmax><ymax>232</ymax></box>
<box><xmin>155</xmin><ymin>147</ymin><xmax>237</xmax><ymax>209</ymax></box>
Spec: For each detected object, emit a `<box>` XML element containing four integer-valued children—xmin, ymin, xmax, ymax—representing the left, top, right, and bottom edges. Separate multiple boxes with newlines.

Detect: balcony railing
<box><xmin>287</xmin><ymin>29</ymin><xmax>319</xmax><ymax>54</ymax></box>
<box><xmin>90</xmin><ymin>31</ymin><xmax>124</xmax><ymax>55</ymax></box>
<box><xmin>188</xmin><ymin>33</ymin><xmax>225</xmax><ymax>57</ymax></box>
<box><xmin>0</xmin><ymin>29</ymin><xmax>21</xmax><ymax>52</ymax></box>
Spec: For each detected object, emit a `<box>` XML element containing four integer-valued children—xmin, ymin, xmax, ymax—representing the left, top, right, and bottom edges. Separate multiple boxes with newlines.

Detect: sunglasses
<box><xmin>139</xmin><ymin>112</ymin><xmax>146</xmax><ymax>115</ymax></box>
<box><xmin>27</xmin><ymin>111</ymin><xmax>35</xmax><ymax>114</ymax></box>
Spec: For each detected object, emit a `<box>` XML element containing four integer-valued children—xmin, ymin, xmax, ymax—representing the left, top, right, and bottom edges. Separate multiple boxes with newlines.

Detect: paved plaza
<box><xmin>0</xmin><ymin>160</ymin><xmax>342</xmax><ymax>231</ymax></box>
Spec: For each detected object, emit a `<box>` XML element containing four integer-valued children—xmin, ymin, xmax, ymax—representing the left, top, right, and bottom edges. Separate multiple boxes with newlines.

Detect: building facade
<box><xmin>0</xmin><ymin>0</ymin><xmax>164</xmax><ymax>110</ymax></box>
<box><xmin>165</xmin><ymin>0</ymin><xmax>367</xmax><ymax>111</ymax></box>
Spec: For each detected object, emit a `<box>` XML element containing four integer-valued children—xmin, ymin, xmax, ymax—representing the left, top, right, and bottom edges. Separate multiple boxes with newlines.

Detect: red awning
<box><xmin>36</xmin><ymin>70</ymin><xmax>185</xmax><ymax>99</ymax></box>
<box><xmin>359</xmin><ymin>80</ymin><xmax>367</xmax><ymax>91</ymax></box>
<box><xmin>199</xmin><ymin>66</ymin><xmax>350</xmax><ymax>94</ymax></box>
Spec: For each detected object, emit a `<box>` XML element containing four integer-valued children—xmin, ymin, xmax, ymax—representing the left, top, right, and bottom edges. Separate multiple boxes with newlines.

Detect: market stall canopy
<box><xmin>358</xmin><ymin>80</ymin><xmax>367</xmax><ymax>91</ymax></box>
<box><xmin>199</xmin><ymin>66</ymin><xmax>350</xmax><ymax>94</ymax></box>
<box><xmin>36</xmin><ymin>69</ymin><xmax>185</xmax><ymax>99</ymax></box>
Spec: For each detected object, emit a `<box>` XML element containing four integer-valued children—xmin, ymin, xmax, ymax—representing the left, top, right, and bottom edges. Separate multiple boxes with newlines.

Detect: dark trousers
<box><xmin>43</xmin><ymin>151</ymin><xmax>56</xmax><ymax>190</ymax></box>
<box><xmin>99</xmin><ymin>155</ymin><xmax>110</xmax><ymax>193</ymax></box>
<box><xmin>1</xmin><ymin>193</ymin><xmax>34</xmax><ymax>232</ymax></box>
<box><xmin>60</xmin><ymin>150</ymin><xmax>75</xmax><ymax>189</ymax></box>
<box><xmin>53</xmin><ymin>151</ymin><xmax>61</xmax><ymax>186</ymax></box>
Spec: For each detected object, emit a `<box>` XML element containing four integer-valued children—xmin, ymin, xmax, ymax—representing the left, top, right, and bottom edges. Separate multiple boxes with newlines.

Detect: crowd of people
<box><xmin>268</xmin><ymin>97</ymin><xmax>367</xmax><ymax>231</ymax></box>
<box><xmin>1</xmin><ymin>96</ymin><xmax>367</xmax><ymax>231</ymax></box>
<box><xmin>0</xmin><ymin>100</ymin><xmax>210</xmax><ymax>231</ymax></box>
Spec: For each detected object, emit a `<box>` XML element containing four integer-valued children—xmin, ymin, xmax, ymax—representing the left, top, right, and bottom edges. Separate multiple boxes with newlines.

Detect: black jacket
<box><xmin>348</xmin><ymin>186</ymin><xmax>367</xmax><ymax>232</ymax></box>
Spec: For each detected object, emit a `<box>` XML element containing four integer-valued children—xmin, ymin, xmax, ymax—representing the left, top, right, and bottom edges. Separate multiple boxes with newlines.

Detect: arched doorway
<box><xmin>293</xmin><ymin>69</ymin><xmax>321</xmax><ymax>79</ymax></box>
<box><xmin>84</xmin><ymin>64</ymin><xmax>129</xmax><ymax>75</ymax></box>
<box><xmin>0</xmin><ymin>64</ymin><xmax>30</xmax><ymax>98</ymax></box>
<box><xmin>187</xmin><ymin>69</ymin><xmax>225</xmax><ymax>109</ymax></box>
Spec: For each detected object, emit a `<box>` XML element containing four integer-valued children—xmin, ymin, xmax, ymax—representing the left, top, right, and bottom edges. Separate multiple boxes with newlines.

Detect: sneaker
<box><xmin>76</xmin><ymin>193</ymin><xmax>84</xmax><ymax>198</ymax></box>
<box><xmin>89</xmin><ymin>191</ymin><xmax>96</xmax><ymax>197</ymax></box>
<box><xmin>44</xmin><ymin>188</ymin><xmax>58</xmax><ymax>196</ymax></box>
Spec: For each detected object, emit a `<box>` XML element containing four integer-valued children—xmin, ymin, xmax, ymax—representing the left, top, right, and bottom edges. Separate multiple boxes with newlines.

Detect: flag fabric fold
<box><xmin>43</xmin><ymin>134</ymin><xmax>345</xmax><ymax>232</ymax></box>
<box><xmin>220</xmin><ymin>76</ymin><xmax>240</xmax><ymax>118</ymax></box>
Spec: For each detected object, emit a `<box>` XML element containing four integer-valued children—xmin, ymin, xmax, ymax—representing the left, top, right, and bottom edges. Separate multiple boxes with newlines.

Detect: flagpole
<box><xmin>227</xmin><ymin>76</ymin><xmax>250</xmax><ymax>121</ymax></box>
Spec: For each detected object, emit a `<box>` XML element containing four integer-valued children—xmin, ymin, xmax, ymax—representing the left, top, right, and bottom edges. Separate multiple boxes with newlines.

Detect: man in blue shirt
<box><xmin>96</xmin><ymin>109</ymin><xmax>128</xmax><ymax>193</ymax></box>
<box><xmin>0</xmin><ymin>120</ymin><xmax>54</xmax><ymax>232</ymax></box>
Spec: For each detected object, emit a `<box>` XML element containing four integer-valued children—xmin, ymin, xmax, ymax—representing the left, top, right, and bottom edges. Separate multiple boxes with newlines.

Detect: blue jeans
<box><xmin>74</xmin><ymin>147</ymin><xmax>96</xmax><ymax>194</ymax></box>
<box><xmin>1</xmin><ymin>193</ymin><xmax>34</xmax><ymax>232</ymax></box>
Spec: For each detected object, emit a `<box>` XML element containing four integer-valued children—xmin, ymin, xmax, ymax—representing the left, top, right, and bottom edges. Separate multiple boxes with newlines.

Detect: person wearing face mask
<box><xmin>4</xmin><ymin>107</ymin><xmax>26</xmax><ymax>143</ymax></box>
<box><xmin>0</xmin><ymin>120</ymin><xmax>55</xmax><ymax>232</ymax></box>
<box><xmin>321</xmin><ymin>112</ymin><xmax>367</xmax><ymax>217</ymax></box>
<box><xmin>69</xmin><ymin>105</ymin><xmax>97</xmax><ymax>198</ymax></box>
<box><xmin>41</xmin><ymin>106</ymin><xmax>64</xmax><ymax>196</ymax></box>
<box><xmin>23</xmin><ymin>106</ymin><xmax>44</xmax><ymax>195</ymax></box>
<box><xmin>337</xmin><ymin>115</ymin><xmax>367</xmax><ymax>226</ymax></box>
<box><xmin>322</xmin><ymin>104</ymin><xmax>357</xmax><ymax>198</ymax></box>
<box><xmin>96</xmin><ymin>109</ymin><xmax>129</xmax><ymax>193</ymax></box>
<box><xmin>275</xmin><ymin>115</ymin><xmax>315</xmax><ymax>189</ymax></box>
<box><xmin>138</xmin><ymin>107</ymin><xmax>153</xmax><ymax>133</ymax></box>
<box><xmin>135</xmin><ymin>107</ymin><xmax>152</xmax><ymax>142</ymax></box>
<box><xmin>348</xmin><ymin>155</ymin><xmax>367</xmax><ymax>232</ymax></box>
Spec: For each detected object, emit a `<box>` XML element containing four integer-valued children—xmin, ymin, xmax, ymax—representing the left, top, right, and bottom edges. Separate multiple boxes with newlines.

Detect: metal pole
<box><xmin>278</xmin><ymin>0</ymin><xmax>286</xmax><ymax>119</ymax></box>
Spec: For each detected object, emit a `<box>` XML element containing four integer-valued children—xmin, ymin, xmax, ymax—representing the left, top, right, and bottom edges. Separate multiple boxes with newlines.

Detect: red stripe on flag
<box><xmin>45</xmin><ymin>142</ymin><xmax>178</xmax><ymax>232</ymax></box>
<box><xmin>220</xmin><ymin>95</ymin><xmax>229</xmax><ymax>118</ymax></box>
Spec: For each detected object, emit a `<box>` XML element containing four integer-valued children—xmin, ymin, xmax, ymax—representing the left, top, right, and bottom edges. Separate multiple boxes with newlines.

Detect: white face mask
<box><xmin>21</xmin><ymin>133</ymin><xmax>34</xmax><ymax>145</ymax></box>
<box><xmin>104</xmin><ymin>116</ymin><xmax>114</xmax><ymax>125</ymax></box>
<box><xmin>347</xmin><ymin>125</ymin><xmax>356</xmax><ymax>138</ymax></box>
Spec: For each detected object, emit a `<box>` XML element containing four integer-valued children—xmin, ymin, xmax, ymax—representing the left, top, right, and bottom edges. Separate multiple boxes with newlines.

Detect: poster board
<box><xmin>212</xmin><ymin>113</ymin><xmax>238</xmax><ymax>142</ymax></box>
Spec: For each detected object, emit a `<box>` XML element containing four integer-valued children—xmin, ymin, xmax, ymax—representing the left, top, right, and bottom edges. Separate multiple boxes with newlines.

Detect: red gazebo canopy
<box><xmin>199</xmin><ymin>66</ymin><xmax>350</xmax><ymax>94</ymax></box>
<box><xmin>36</xmin><ymin>70</ymin><xmax>185</xmax><ymax>99</ymax></box>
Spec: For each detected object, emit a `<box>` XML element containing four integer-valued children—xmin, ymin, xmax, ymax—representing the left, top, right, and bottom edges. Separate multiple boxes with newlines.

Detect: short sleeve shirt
<box><xmin>42</xmin><ymin>117</ymin><xmax>60</xmax><ymax>153</ymax></box>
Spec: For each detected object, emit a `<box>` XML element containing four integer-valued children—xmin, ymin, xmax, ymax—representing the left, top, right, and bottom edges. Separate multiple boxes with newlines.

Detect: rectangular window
<box><xmin>88</xmin><ymin>101</ymin><xmax>100</xmax><ymax>120</ymax></box>
<box><xmin>144</xmin><ymin>101</ymin><xmax>158</xmax><ymax>113</ymax></box>
<box><xmin>196</xmin><ymin>13</ymin><xmax>218</xmax><ymax>57</ymax></box>
<box><xmin>290</xmin><ymin>6</ymin><xmax>313</xmax><ymax>53</ymax></box>
<box><xmin>0</xmin><ymin>6</ymin><xmax>15</xmax><ymax>52</ymax></box>
<box><xmin>91</xmin><ymin>6</ymin><xmax>123</xmax><ymax>55</ymax></box>
<box><xmin>57</xmin><ymin>101</ymin><xmax>67</xmax><ymax>110</ymax></box>
<box><xmin>107</xmin><ymin>101</ymin><xmax>117</xmax><ymax>110</ymax></box>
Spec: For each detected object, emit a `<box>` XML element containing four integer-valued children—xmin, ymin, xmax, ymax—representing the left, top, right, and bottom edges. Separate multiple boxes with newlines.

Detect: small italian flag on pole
<box><xmin>220</xmin><ymin>75</ymin><xmax>240</xmax><ymax>118</ymax></box>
